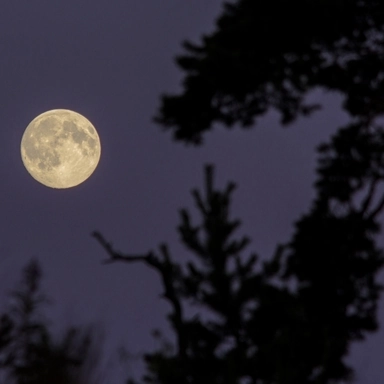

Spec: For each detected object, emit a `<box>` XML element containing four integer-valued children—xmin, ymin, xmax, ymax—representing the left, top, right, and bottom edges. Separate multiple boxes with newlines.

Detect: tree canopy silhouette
<box><xmin>155</xmin><ymin>0</ymin><xmax>384</xmax><ymax>144</ymax></box>
<box><xmin>94</xmin><ymin>134</ymin><xmax>384</xmax><ymax>383</ymax></box>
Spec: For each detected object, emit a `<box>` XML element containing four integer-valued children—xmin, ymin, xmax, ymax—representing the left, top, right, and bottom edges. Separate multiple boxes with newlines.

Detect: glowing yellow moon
<box><xmin>21</xmin><ymin>109</ymin><xmax>101</xmax><ymax>189</ymax></box>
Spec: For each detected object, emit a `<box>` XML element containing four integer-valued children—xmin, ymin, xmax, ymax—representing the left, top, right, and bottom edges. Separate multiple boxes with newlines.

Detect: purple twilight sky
<box><xmin>0</xmin><ymin>1</ymin><xmax>383</xmax><ymax>383</ymax></box>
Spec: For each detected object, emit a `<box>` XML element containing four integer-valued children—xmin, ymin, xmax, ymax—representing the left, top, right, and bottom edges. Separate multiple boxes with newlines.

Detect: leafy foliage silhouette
<box><xmin>0</xmin><ymin>259</ymin><xmax>105</xmax><ymax>384</ymax></box>
<box><xmin>155</xmin><ymin>0</ymin><xmax>384</xmax><ymax>144</ymax></box>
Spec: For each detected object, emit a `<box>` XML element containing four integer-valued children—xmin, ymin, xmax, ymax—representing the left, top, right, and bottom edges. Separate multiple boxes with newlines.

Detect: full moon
<box><xmin>21</xmin><ymin>109</ymin><xmax>101</xmax><ymax>189</ymax></box>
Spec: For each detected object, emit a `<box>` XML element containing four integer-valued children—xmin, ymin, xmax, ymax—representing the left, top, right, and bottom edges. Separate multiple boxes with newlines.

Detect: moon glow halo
<box><xmin>21</xmin><ymin>109</ymin><xmax>101</xmax><ymax>189</ymax></box>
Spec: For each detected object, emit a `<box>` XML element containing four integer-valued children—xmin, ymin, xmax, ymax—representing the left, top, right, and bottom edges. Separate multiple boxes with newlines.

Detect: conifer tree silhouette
<box><xmin>0</xmin><ymin>259</ymin><xmax>105</xmax><ymax>384</ymax></box>
<box><xmin>94</xmin><ymin>122</ymin><xmax>384</xmax><ymax>383</ymax></box>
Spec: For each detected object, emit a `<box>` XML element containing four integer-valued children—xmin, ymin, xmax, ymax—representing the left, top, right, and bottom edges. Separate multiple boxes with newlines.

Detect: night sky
<box><xmin>0</xmin><ymin>1</ymin><xmax>383</xmax><ymax>383</ymax></box>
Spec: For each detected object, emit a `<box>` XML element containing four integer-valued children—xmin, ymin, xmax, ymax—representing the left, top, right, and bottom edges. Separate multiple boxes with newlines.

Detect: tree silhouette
<box><xmin>155</xmin><ymin>0</ymin><xmax>384</xmax><ymax>144</ymax></box>
<box><xmin>94</xmin><ymin>121</ymin><xmax>384</xmax><ymax>382</ymax></box>
<box><xmin>92</xmin><ymin>1</ymin><xmax>384</xmax><ymax>382</ymax></box>
<box><xmin>0</xmin><ymin>259</ymin><xmax>105</xmax><ymax>384</ymax></box>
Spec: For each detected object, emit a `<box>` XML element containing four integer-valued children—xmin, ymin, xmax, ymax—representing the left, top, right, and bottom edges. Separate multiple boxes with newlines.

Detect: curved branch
<box><xmin>92</xmin><ymin>231</ymin><xmax>187</xmax><ymax>358</ymax></box>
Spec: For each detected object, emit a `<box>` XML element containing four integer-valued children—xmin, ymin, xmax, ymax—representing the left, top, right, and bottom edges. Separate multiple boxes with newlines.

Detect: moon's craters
<box><xmin>21</xmin><ymin>109</ymin><xmax>101</xmax><ymax>188</ymax></box>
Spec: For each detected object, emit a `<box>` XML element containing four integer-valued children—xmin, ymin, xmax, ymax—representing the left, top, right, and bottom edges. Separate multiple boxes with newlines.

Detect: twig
<box><xmin>92</xmin><ymin>231</ymin><xmax>152</xmax><ymax>264</ymax></box>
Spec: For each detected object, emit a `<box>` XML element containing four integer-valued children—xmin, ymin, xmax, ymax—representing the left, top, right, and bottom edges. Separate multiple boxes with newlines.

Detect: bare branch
<box><xmin>92</xmin><ymin>231</ymin><xmax>187</xmax><ymax>358</ymax></box>
<box><xmin>91</xmin><ymin>231</ymin><xmax>152</xmax><ymax>264</ymax></box>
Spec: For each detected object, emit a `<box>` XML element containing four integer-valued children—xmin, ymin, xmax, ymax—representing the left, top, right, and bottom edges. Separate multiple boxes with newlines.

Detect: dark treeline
<box><xmin>0</xmin><ymin>259</ymin><xmax>104</xmax><ymax>384</ymax></box>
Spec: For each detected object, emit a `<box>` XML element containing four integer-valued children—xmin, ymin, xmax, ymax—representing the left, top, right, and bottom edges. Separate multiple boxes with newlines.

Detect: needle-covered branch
<box><xmin>94</xmin><ymin>157</ymin><xmax>384</xmax><ymax>383</ymax></box>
